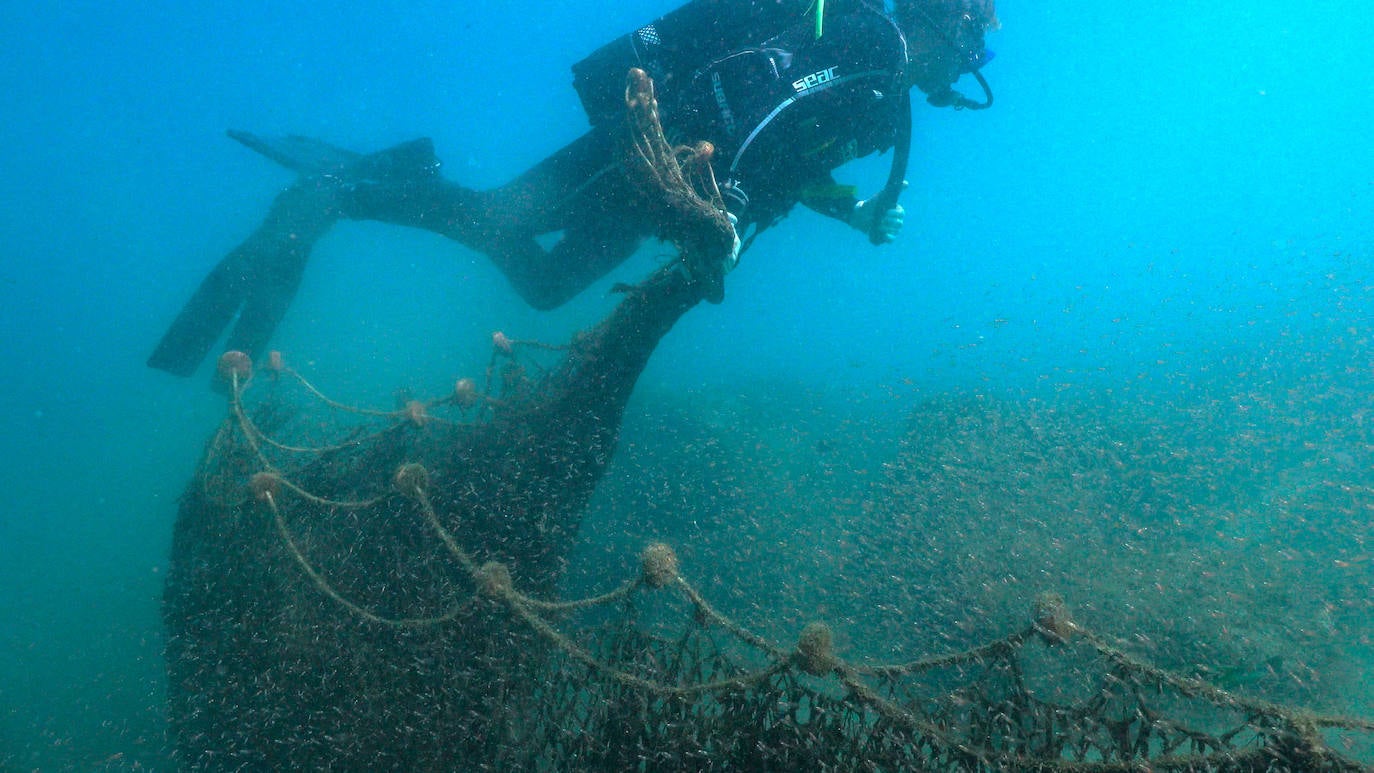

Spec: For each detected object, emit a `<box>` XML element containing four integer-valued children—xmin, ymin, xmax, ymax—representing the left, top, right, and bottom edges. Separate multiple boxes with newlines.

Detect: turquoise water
<box><xmin>1</xmin><ymin>1</ymin><xmax>1371</xmax><ymax>768</ymax></box>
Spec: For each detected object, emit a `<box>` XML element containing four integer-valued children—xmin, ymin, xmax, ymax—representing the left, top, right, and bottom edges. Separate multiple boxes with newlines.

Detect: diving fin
<box><xmin>227</xmin><ymin>131</ymin><xmax>440</xmax><ymax>185</ymax></box>
<box><xmin>147</xmin><ymin>245</ymin><xmax>259</xmax><ymax>377</ymax></box>
<box><xmin>147</xmin><ymin>180</ymin><xmax>342</xmax><ymax>377</ymax></box>
<box><xmin>149</xmin><ymin>135</ymin><xmax>440</xmax><ymax>378</ymax></box>
<box><xmin>227</xmin><ymin>130</ymin><xmax>363</xmax><ymax>177</ymax></box>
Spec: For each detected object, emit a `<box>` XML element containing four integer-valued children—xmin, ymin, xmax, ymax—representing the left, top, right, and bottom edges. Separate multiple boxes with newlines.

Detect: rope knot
<box><xmin>393</xmin><ymin>463</ymin><xmax>430</xmax><ymax>498</ymax></box>
<box><xmin>477</xmin><ymin>561</ymin><xmax>513</xmax><ymax>599</ymax></box>
<box><xmin>249</xmin><ymin>471</ymin><xmax>280</xmax><ymax>504</ymax></box>
<box><xmin>640</xmin><ymin>542</ymin><xmax>680</xmax><ymax>588</ymax></box>
<box><xmin>795</xmin><ymin>622</ymin><xmax>838</xmax><ymax>676</ymax></box>
<box><xmin>1033</xmin><ymin>591</ymin><xmax>1074</xmax><ymax>644</ymax></box>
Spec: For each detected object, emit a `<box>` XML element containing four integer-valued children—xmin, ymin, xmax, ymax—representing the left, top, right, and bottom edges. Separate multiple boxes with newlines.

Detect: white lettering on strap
<box><xmin>792</xmin><ymin>66</ymin><xmax>839</xmax><ymax>94</ymax></box>
<box><xmin>729</xmin><ymin>69</ymin><xmax>888</xmax><ymax>177</ymax></box>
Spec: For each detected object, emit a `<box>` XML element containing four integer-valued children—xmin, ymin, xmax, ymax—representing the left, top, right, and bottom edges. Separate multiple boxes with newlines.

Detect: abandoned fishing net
<box><xmin>163</xmin><ymin>72</ymin><xmax>1373</xmax><ymax>771</ymax></box>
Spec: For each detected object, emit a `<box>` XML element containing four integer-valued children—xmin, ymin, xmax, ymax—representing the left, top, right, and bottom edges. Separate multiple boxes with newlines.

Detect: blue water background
<box><xmin>0</xmin><ymin>1</ymin><xmax>1370</xmax><ymax>767</ymax></box>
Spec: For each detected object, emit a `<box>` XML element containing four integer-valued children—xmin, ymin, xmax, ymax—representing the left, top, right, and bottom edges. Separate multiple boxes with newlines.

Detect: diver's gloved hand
<box><xmin>688</xmin><ymin>211</ymin><xmax>740</xmax><ymax>305</ymax></box>
<box><xmin>725</xmin><ymin>213</ymin><xmax>742</xmax><ymax>273</ymax></box>
<box><xmin>849</xmin><ymin>183</ymin><xmax>908</xmax><ymax>244</ymax></box>
<box><xmin>681</xmin><ymin>210</ymin><xmax>739</xmax><ymax>304</ymax></box>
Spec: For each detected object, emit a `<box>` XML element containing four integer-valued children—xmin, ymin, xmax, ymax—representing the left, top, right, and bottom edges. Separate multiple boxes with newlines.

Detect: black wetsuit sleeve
<box><xmin>799</xmin><ymin>173</ymin><xmax>860</xmax><ymax>221</ymax></box>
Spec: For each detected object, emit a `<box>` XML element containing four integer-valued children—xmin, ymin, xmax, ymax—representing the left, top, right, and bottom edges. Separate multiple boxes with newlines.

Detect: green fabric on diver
<box><xmin>799</xmin><ymin>181</ymin><xmax>858</xmax><ymax>201</ymax></box>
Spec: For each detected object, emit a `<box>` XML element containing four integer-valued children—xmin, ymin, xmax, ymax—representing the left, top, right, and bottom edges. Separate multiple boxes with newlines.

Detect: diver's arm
<box><xmin>799</xmin><ymin>174</ymin><xmax>861</xmax><ymax>223</ymax></box>
<box><xmin>801</xmin><ymin>173</ymin><xmax>906</xmax><ymax>243</ymax></box>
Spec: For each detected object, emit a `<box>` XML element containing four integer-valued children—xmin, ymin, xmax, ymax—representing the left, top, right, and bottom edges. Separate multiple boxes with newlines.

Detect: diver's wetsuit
<box><xmin>342</xmin><ymin>0</ymin><xmax>910</xmax><ymax>307</ymax></box>
<box><xmin>148</xmin><ymin>0</ymin><xmax>912</xmax><ymax>376</ymax></box>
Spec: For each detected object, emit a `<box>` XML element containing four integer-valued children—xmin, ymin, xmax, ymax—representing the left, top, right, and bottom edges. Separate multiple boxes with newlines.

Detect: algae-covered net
<box><xmin>166</xmin><ymin>342</ymin><xmax>1374</xmax><ymax>771</ymax></box>
<box><xmin>163</xmin><ymin>70</ymin><xmax>1373</xmax><ymax>770</ymax></box>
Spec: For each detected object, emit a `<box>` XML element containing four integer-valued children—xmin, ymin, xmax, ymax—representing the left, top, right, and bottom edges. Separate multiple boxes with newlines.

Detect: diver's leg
<box><xmin>478</xmin><ymin>128</ymin><xmax>623</xmax><ymax>234</ymax></box>
<box><xmin>484</xmin><ymin>175</ymin><xmax>654</xmax><ymax>309</ymax></box>
<box><xmin>340</xmin><ymin>128</ymin><xmax>652</xmax><ymax>309</ymax></box>
<box><xmin>488</xmin><ymin>228</ymin><xmax>646</xmax><ymax>310</ymax></box>
<box><xmin>340</xmin><ymin>130</ymin><xmax>618</xmax><ymax>240</ymax></box>
<box><xmin>147</xmin><ymin>179</ymin><xmax>341</xmax><ymax>376</ymax></box>
<box><xmin>452</xmin><ymin>129</ymin><xmax>661</xmax><ymax>308</ymax></box>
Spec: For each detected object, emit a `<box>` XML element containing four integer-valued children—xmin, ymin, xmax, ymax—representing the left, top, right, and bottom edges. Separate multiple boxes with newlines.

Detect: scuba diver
<box><xmin>148</xmin><ymin>0</ymin><xmax>999</xmax><ymax>377</ymax></box>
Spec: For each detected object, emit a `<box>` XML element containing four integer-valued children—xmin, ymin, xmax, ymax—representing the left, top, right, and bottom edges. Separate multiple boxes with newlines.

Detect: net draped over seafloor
<box><xmin>163</xmin><ymin>69</ymin><xmax>1372</xmax><ymax>771</ymax></box>
<box><xmin>171</xmin><ymin>350</ymin><xmax>1374</xmax><ymax>771</ymax></box>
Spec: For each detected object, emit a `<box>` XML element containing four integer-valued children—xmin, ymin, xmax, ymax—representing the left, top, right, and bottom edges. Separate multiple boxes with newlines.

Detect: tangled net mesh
<box><xmin>173</xmin><ymin>349</ymin><xmax>1374</xmax><ymax>772</ymax></box>
<box><xmin>165</xmin><ymin>70</ymin><xmax>1372</xmax><ymax>771</ymax></box>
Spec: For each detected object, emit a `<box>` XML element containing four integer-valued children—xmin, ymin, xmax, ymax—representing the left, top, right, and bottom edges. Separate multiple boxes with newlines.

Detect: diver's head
<box><xmin>896</xmin><ymin>0</ymin><xmax>999</xmax><ymax>103</ymax></box>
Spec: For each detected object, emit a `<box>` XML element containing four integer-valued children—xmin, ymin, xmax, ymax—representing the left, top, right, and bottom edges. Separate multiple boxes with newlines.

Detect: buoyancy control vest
<box><xmin>675</xmin><ymin>9</ymin><xmax>908</xmax><ymax>214</ymax></box>
<box><xmin>573</xmin><ymin>0</ymin><xmax>820</xmax><ymax>129</ymax></box>
<box><xmin>571</xmin><ymin>0</ymin><xmax>912</xmax><ymax>226</ymax></box>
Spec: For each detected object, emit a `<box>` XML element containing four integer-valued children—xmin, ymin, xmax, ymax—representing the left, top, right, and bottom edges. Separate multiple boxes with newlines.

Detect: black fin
<box><xmin>227</xmin><ymin>130</ymin><xmax>363</xmax><ymax>176</ymax></box>
<box><xmin>146</xmin><ymin>246</ymin><xmax>256</xmax><ymax>377</ymax></box>
<box><xmin>220</xmin><ymin>239</ymin><xmax>313</xmax><ymax>367</ymax></box>
<box><xmin>150</xmin><ymin>135</ymin><xmax>440</xmax><ymax>377</ymax></box>
<box><xmin>148</xmin><ymin>181</ymin><xmax>342</xmax><ymax>377</ymax></box>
